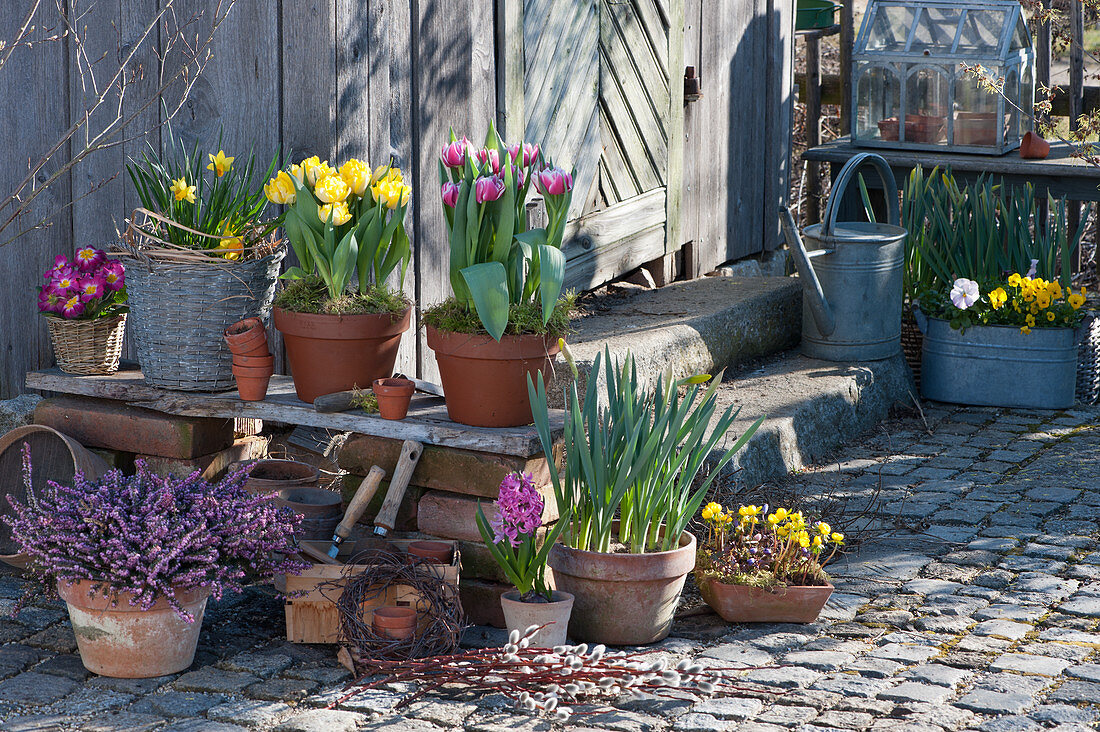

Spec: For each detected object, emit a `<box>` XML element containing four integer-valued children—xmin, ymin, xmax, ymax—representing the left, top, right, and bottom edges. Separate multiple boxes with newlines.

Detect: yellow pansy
<box><xmin>340</xmin><ymin>159</ymin><xmax>371</xmax><ymax>197</ymax></box>
<box><xmin>264</xmin><ymin>171</ymin><xmax>297</xmax><ymax>205</ymax></box>
<box><xmin>318</xmin><ymin>201</ymin><xmax>352</xmax><ymax>226</ymax></box>
<box><xmin>1021</xmin><ymin>325</ymin><xmax>1031</xmax><ymax>334</ymax></box>
<box><xmin>1025</xmin><ymin>314</ymin><xmax>1036</xmax><ymax>327</ymax></box>
<box><xmin>1069</xmin><ymin>293</ymin><xmax>1086</xmax><ymax>310</ymax></box>
<box><xmin>315</xmin><ymin>175</ymin><xmax>351</xmax><ymax>204</ymax></box>
<box><xmin>1008</xmin><ymin>273</ymin><xmax>1023</xmax><ymax>288</ymax></box>
<box><xmin>206</xmin><ymin>150</ymin><xmax>234</xmax><ymax>178</ymax></box>
<box><xmin>1035</xmin><ymin>292</ymin><xmax>1052</xmax><ymax>310</ymax></box>
<box><xmin>372</xmin><ymin>179</ymin><xmax>411</xmax><ymax>210</ymax></box>
<box><xmin>988</xmin><ymin>287</ymin><xmax>1007</xmax><ymax>310</ymax></box>
<box><xmin>1029</xmin><ymin>302</ymin><xmax>1040</xmax><ymax>315</ymax></box>
<box><xmin>1047</xmin><ymin>282</ymin><xmax>1063</xmax><ymax>300</ymax></box>
<box><xmin>170</xmin><ymin>177</ymin><xmax>196</xmax><ymax>203</ymax></box>
<box><xmin>1046</xmin><ymin>311</ymin><xmax>1056</xmax><ymax>322</ymax></box>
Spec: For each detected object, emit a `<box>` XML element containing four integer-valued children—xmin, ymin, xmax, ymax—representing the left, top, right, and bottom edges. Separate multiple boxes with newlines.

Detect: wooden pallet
<box><xmin>25</xmin><ymin>367</ymin><xmax>562</xmax><ymax>457</ymax></box>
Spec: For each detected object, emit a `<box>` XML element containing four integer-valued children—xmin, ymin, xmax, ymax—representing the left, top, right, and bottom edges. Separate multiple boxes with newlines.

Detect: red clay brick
<box><xmin>138</xmin><ymin>436</ymin><xmax>269</xmax><ymax>480</ymax></box>
<box><xmin>337</xmin><ymin>435</ymin><xmax>559</xmax><ymax>498</ymax></box>
<box><xmin>35</xmin><ymin>396</ymin><xmax>234</xmax><ymax>459</ymax></box>
<box><xmin>459</xmin><ymin>578</ymin><xmax>510</xmax><ymax>628</ymax></box>
<box><xmin>417</xmin><ymin>490</ymin><xmax>557</xmax><ymax>543</ymax></box>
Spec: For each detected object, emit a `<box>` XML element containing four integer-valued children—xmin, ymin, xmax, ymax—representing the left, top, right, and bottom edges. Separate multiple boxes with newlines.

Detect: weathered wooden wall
<box><xmin>0</xmin><ymin>0</ymin><xmax>793</xmax><ymax>397</ymax></box>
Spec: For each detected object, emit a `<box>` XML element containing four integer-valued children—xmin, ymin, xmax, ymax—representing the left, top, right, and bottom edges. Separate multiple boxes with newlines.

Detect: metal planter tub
<box><xmin>919</xmin><ymin>315</ymin><xmax>1078</xmax><ymax>409</ymax></box>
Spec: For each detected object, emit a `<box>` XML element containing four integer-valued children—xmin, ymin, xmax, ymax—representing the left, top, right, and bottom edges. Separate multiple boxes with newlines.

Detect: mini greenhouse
<box><xmin>851</xmin><ymin>0</ymin><xmax>1035</xmax><ymax>154</ymax></box>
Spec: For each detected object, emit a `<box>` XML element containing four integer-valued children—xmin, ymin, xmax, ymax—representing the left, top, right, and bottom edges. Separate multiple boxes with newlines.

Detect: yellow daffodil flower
<box><xmin>264</xmin><ymin>171</ymin><xmax>297</xmax><ymax>205</ymax></box>
<box><xmin>170</xmin><ymin>177</ymin><xmax>196</xmax><ymax>203</ymax></box>
<box><xmin>207</xmin><ymin>150</ymin><xmax>234</xmax><ymax>178</ymax></box>
<box><xmin>216</xmin><ymin>236</ymin><xmax>243</xmax><ymax>260</ymax></box>
<box><xmin>315</xmin><ymin>175</ymin><xmax>351</xmax><ymax>204</ymax></box>
<box><xmin>989</xmin><ymin>287</ymin><xmax>1007</xmax><ymax>310</ymax></box>
<box><xmin>1069</xmin><ymin>293</ymin><xmax>1086</xmax><ymax>310</ymax></box>
<box><xmin>318</xmin><ymin>201</ymin><xmax>352</xmax><ymax>226</ymax></box>
<box><xmin>340</xmin><ymin>159</ymin><xmax>371</xmax><ymax>197</ymax></box>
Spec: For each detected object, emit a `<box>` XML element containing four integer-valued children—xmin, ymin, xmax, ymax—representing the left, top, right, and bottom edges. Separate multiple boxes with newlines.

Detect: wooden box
<box><xmin>284</xmin><ymin>539</ymin><xmax>460</xmax><ymax>644</ymax></box>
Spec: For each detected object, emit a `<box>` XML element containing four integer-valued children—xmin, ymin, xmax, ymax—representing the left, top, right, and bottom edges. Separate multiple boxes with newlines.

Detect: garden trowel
<box><xmin>325</xmin><ymin>465</ymin><xmax>386</xmax><ymax>559</ymax></box>
<box><xmin>352</xmin><ymin>439</ymin><xmax>423</xmax><ymax>556</ymax></box>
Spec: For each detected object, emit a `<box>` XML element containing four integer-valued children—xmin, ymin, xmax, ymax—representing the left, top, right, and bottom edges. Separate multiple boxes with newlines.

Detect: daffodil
<box><xmin>988</xmin><ymin>287</ymin><xmax>1007</xmax><ymax>310</ymax></box>
<box><xmin>170</xmin><ymin>177</ymin><xmax>196</xmax><ymax>203</ymax></box>
<box><xmin>206</xmin><ymin>150</ymin><xmax>234</xmax><ymax>177</ymax></box>
<box><xmin>315</xmin><ymin>175</ymin><xmax>351</xmax><ymax>204</ymax></box>
<box><xmin>318</xmin><ymin>201</ymin><xmax>352</xmax><ymax>226</ymax></box>
<box><xmin>216</xmin><ymin>236</ymin><xmax>243</xmax><ymax>260</ymax></box>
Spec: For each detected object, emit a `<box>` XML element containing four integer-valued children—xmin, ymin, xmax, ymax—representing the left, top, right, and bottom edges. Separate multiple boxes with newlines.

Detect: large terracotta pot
<box><xmin>697</xmin><ymin>576</ymin><xmax>833</xmax><ymax>623</ymax></box>
<box><xmin>501</xmin><ymin>590</ymin><xmax>574</xmax><ymax>648</ymax></box>
<box><xmin>548</xmin><ymin>530</ymin><xmax>696</xmax><ymax>645</ymax></box>
<box><xmin>58</xmin><ymin>580</ymin><xmax>210</xmax><ymax>678</ymax></box>
<box><xmin>425</xmin><ymin>325</ymin><xmax>560</xmax><ymax>428</ymax></box>
<box><xmin>274</xmin><ymin>306</ymin><xmax>412</xmax><ymax>404</ymax></box>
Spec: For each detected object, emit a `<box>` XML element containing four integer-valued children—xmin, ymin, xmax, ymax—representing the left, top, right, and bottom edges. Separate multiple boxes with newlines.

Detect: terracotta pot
<box><xmin>232</xmin><ymin>354</ymin><xmax>274</xmax><ymax>369</ymax></box>
<box><xmin>372</xmin><ymin>606</ymin><xmax>418</xmax><ymax>639</ymax></box>
<box><xmin>406</xmin><ymin>540</ymin><xmax>453</xmax><ymax>564</ymax></box>
<box><xmin>697</xmin><ymin>576</ymin><xmax>834</xmax><ymax>623</ymax></box>
<box><xmin>425</xmin><ymin>326</ymin><xmax>561</xmax><ymax>428</ymax></box>
<box><xmin>547</xmin><ymin>529</ymin><xmax>696</xmax><ymax>645</ymax></box>
<box><xmin>372</xmin><ymin>377</ymin><xmax>415</xmax><ymax>420</ymax></box>
<box><xmin>501</xmin><ymin>590</ymin><xmax>574</xmax><ymax>648</ymax></box>
<box><xmin>374</xmin><ymin>623</ymin><xmax>416</xmax><ymax>641</ymax></box>
<box><xmin>244</xmin><ymin>459</ymin><xmax>320</xmax><ymax>496</ymax></box>
<box><xmin>58</xmin><ymin>579</ymin><xmax>210</xmax><ymax>678</ymax></box>
<box><xmin>232</xmin><ymin>363</ymin><xmax>273</xmax><ymax>402</ymax></box>
<box><xmin>274</xmin><ymin>306</ymin><xmax>411</xmax><ymax>404</ymax></box>
<box><xmin>1020</xmin><ymin>131</ymin><xmax>1051</xmax><ymax>160</ymax></box>
<box><xmin>224</xmin><ymin>318</ymin><xmax>269</xmax><ymax>357</ymax></box>
<box><xmin>275</xmin><ymin>487</ymin><xmax>343</xmax><ymax>541</ymax></box>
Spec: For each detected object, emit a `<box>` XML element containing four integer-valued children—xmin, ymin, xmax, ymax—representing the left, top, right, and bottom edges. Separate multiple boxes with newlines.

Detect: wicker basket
<box><xmin>1076</xmin><ymin>303</ymin><xmax>1100</xmax><ymax>406</ymax></box>
<box><xmin>45</xmin><ymin>314</ymin><xmax>127</xmax><ymax>376</ymax></box>
<box><xmin>901</xmin><ymin>308</ymin><xmax>923</xmax><ymax>388</ymax></box>
<box><xmin>123</xmin><ymin>250</ymin><xmax>286</xmax><ymax>391</ymax></box>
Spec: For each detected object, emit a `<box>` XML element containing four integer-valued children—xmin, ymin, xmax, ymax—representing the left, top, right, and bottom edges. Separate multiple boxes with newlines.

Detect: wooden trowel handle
<box><xmin>375</xmin><ymin>440</ymin><xmax>423</xmax><ymax>533</ymax></box>
<box><xmin>334</xmin><ymin>466</ymin><xmax>386</xmax><ymax>543</ymax></box>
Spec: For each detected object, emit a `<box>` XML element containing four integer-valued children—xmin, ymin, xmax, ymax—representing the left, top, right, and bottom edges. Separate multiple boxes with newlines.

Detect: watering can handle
<box><xmin>821</xmin><ymin>152</ymin><xmax>900</xmax><ymax>235</ymax></box>
<box><xmin>780</xmin><ymin>205</ymin><xmax>837</xmax><ymax>337</ymax></box>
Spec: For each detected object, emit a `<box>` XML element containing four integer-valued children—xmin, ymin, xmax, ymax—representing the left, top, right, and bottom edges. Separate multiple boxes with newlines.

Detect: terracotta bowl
<box><xmin>407</xmin><ymin>540</ymin><xmax>453</xmax><ymax>564</ymax></box>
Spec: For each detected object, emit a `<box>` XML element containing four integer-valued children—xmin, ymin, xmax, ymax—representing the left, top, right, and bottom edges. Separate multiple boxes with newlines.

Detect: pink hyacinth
<box><xmin>441</xmin><ymin>181</ymin><xmax>460</xmax><ymax>208</ymax></box>
<box><xmin>440</xmin><ymin>138</ymin><xmax>470</xmax><ymax>169</ymax></box>
<box><xmin>490</xmin><ymin>472</ymin><xmax>544</xmax><ymax>548</ymax></box>
<box><xmin>535</xmin><ymin>167</ymin><xmax>573</xmax><ymax>196</ymax></box>
<box><xmin>474</xmin><ymin>175</ymin><xmax>506</xmax><ymax>204</ymax></box>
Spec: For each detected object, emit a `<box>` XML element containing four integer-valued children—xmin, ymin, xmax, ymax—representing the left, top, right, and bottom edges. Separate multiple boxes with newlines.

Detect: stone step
<box><xmin>550</xmin><ymin>275</ymin><xmax>802</xmax><ymax>407</ymax></box>
<box><xmin>713</xmin><ymin>351</ymin><xmax>916</xmax><ymax>489</ymax></box>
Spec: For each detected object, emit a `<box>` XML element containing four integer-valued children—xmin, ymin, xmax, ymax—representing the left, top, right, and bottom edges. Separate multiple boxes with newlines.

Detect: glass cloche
<box><xmin>852</xmin><ymin>0</ymin><xmax>1035</xmax><ymax>154</ymax></box>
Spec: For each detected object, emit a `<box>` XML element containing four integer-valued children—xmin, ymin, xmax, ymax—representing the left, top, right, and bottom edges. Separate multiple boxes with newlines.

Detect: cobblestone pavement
<box><xmin>2</xmin><ymin>404</ymin><xmax>1100</xmax><ymax>731</ymax></box>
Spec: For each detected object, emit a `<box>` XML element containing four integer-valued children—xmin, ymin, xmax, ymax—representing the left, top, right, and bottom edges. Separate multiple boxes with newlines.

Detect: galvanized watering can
<box><xmin>781</xmin><ymin>152</ymin><xmax>907</xmax><ymax>361</ymax></box>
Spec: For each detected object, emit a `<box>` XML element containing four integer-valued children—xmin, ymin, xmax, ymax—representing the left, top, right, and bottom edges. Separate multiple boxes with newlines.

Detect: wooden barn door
<box><xmin>505</xmin><ymin>0</ymin><xmax>684</xmax><ymax>291</ymax></box>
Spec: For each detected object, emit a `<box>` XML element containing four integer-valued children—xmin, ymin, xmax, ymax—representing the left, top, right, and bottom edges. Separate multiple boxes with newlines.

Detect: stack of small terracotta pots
<box><xmin>372</xmin><ymin>606</ymin><xmax>417</xmax><ymax>641</ymax></box>
<box><xmin>224</xmin><ymin>318</ymin><xmax>273</xmax><ymax>401</ymax></box>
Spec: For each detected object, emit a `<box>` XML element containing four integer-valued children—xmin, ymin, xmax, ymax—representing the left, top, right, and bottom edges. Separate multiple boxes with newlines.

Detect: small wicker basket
<box><xmin>1076</xmin><ymin>303</ymin><xmax>1100</xmax><ymax>406</ymax></box>
<box><xmin>46</xmin><ymin>314</ymin><xmax>127</xmax><ymax>376</ymax></box>
<box><xmin>901</xmin><ymin>307</ymin><xmax>923</xmax><ymax>388</ymax></box>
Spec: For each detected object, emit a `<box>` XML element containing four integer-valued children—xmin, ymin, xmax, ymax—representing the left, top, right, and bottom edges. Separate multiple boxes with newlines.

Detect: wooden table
<box><xmin>25</xmin><ymin>368</ymin><xmax>563</xmax><ymax>458</ymax></box>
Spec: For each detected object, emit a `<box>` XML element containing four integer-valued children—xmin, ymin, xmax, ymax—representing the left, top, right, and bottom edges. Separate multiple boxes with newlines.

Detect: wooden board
<box><xmin>25</xmin><ymin>368</ymin><xmax>563</xmax><ymax>457</ymax></box>
<box><xmin>562</xmin><ymin>189</ymin><xmax>667</xmax><ymax>291</ymax></box>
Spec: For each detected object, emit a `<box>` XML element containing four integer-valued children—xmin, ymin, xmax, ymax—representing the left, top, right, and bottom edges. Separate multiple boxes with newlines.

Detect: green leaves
<box><xmin>461</xmin><ymin>262</ymin><xmax>511</xmax><ymax>341</ymax></box>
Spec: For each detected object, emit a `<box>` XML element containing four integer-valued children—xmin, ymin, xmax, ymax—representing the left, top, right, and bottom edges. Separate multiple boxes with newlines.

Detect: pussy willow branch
<box><xmin>0</xmin><ymin>0</ymin><xmax>237</xmax><ymax>248</ymax></box>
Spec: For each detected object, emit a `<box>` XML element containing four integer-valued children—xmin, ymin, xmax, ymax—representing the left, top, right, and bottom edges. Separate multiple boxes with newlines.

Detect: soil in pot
<box><xmin>58</xmin><ymin>580</ymin><xmax>209</xmax><ymax>678</ymax></box>
<box><xmin>224</xmin><ymin>318</ymin><xmax>269</xmax><ymax>357</ymax></box>
<box><xmin>373</xmin><ymin>377</ymin><xmax>415</xmax><ymax>420</ymax></box>
<box><xmin>244</xmin><ymin>459</ymin><xmax>320</xmax><ymax>496</ymax></box>
<box><xmin>275</xmin><ymin>306</ymin><xmax>412</xmax><ymax>404</ymax></box>
<box><xmin>426</xmin><ymin>326</ymin><xmax>560</xmax><ymax>428</ymax></box>
<box><xmin>501</xmin><ymin>590</ymin><xmax>574</xmax><ymax>648</ymax></box>
<box><xmin>548</xmin><ymin>530</ymin><xmax>697</xmax><ymax>645</ymax></box>
<box><xmin>697</xmin><ymin>576</ymin><xmax>834</xmax><ymax>623</ymax></box>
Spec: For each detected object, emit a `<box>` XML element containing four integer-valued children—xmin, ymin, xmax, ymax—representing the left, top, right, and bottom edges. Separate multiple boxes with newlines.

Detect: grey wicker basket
<box><xmin>1077</xmin><ymin>308</ymin><xmax>1100</xmax><ymax>406</ymax></box>
<box><xmin>123</xmin><ymin>249</ymin><xmax>286</xmax><ymax>391</ymax></box>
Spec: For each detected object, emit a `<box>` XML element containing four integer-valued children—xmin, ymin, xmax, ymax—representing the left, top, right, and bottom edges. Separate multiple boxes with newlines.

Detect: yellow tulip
<box><xmin>373</xmin><ymin>164</ymin><xmax>402</xmax><ymax>185</ymax></box>
<box><xmin>315</xmin><ymin>175</ymin><xmax>351</xmax><ymax>204</ymax></box>
<box><xmin>318</xmin><ymin>201</ymin><xmax>352</xmax><ymax>226</ymax></box>
<box><xmin>372</xmin><ymin>180</ymin><xmax>411</xmax><ymax>210</ymax></box>
<box><xmin>206</xmin><ymin>150</ymin><xmax>234</xmax><ymax>178</ymax></box>
<box><xmin>170</xmin><ymin>177</ymin><xmax>196</xmax><ymax>203</ymax></box>
<box><xmin>301</xmin><ymin>156</ymin><xmax>335</xmax><ymax>186</ymax></box>
<box><xmin>264</xmin><ymin>171</ymin><xmax>297</xmax><ymax>205</ymax></box>
<box><xmin>289</xmin><ymin>163</ymin><xmax>305</xmax><ymax>184</ymax></box>
<box><xmin>340</xmin><ymin>159</ymin><xmax>371</xmax><ymax>197</ymax></box>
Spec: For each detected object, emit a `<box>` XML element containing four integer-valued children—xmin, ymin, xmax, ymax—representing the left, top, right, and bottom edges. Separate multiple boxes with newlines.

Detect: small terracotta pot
<box><xmin>231</xmin><ymin>363</ymin><xmax>272</xmax><ymax>402</ymax></box>
<box><xmin>372</xmin><ymin>605</ymin><xmax>417</xmax><ymax>639</ymax></box>
<box><xmin>274</xmin><ymin>306</ymin><xmax>412</xmax><ymax>404</ymax></box>
<box><xmin>245</xmin><ymin>459</ymin><xmax>320</xmax><ymax>495</ymax></box>
<box><xmin>406</xmin><ymin>540</ymin><xmax>453</xmax><ymax>564</ymax></box>
<box><xmin>372</xmin><ymin>377</ymin><xmax>415</xmax><ymax>420</ymax></box>
<box><xmin>697</xmin><ymin>576</ymin><xmax>834</xmax><ymax>624</ymax></box>
<box><xmin>233</xmin><ymin>354</ymin><xmax>274</xmax><ymax>368</ymax></box>
<box><xmin>275</xmin><ymin>487</ymin><xmax>343</xmax><ymax>541</ymax></box>
<box><xmin>1020</xmin><ymin>130</ymin><xmax>1051</xmax><ymax>159</ymax></box>
<box><xmin>426</xmin><ymin>326</ymin><xmax>561</xmax><ymax>427</ymax></box>
<box><xmin>58</xmin><ymin>580</ymin><xmax>210</xmax><ymax>678</ymax></box>
<box><xmin>224</xmin><ymin>318</ymin><xmax>269</xmax><ymax>357</ymax></box>
<box><xmin>501</xmin><ymin>590</ymin><xmax>574</xmax><ymax>648</ymax></box>
<box><xmin>373</xmin><ymin>623</ymin><xmax>416</xmax><ymax>641</ymax></box>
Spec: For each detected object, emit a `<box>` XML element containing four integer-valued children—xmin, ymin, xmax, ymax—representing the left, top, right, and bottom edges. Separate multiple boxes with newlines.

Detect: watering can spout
<box><xmin>781</xmin><ymin>206</ymin><xmax>837</xmax><ymax>337</ymax></box>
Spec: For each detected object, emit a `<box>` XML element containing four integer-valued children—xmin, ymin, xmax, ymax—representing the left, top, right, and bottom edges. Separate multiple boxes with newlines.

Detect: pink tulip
<box><xmin>441</xmin><ymin>181</ymin><xmax>460</xmax><ymax>208</ymax></box>
<box><xmin>441</xmin><ymin>138</ymin><xmax>470</xmax><ymax>169</ymax></box>
<box><xmin>536</xmin><ymin>167</ymin><xmax>574</xmax><ymax>196</ymax></box>
<box><xmin>476</xmin><ymin>148</ymin><xmax>502</xmax><ymax>175</ymax></box>
<box><xmin>521</xmin><ymin>143</ymin><xmax>540</xmax><ymax>168</ymax></box>
<box><xmin>474</xmin><ymin>175</ymin><xmax>506</xmax><ymax>204</ymax></box>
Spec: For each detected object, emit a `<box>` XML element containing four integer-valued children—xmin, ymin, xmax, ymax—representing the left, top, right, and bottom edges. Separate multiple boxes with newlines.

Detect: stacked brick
<box><xmin>337</xmin><ymin>435</ymin><xmax>559</xmax><ymax>627</ymax></box>
<box><xmin>33</xmin><ymin>396</ymin><xmax>266</xmax><ymax>477</ymax></box>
